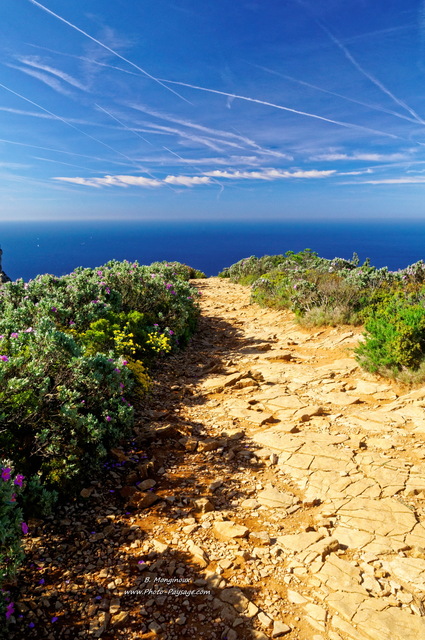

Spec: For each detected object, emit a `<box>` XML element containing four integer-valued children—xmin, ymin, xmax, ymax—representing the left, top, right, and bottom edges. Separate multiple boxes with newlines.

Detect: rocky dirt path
<box><xmin>10</xmin><ymin>278</ymin><xmax>425</xmax><ymax>640</ymax></box>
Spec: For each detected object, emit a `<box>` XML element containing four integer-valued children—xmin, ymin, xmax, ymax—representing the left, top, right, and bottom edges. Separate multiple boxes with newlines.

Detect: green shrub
<box><xmin>355</xmin><ymin>297</ymin><xmax>425</xmax><ymax>373</ymax></box>
<box><xmin>0</xmin><ymin>322</ymin><xmax>134</xmax><ymax>499</ymax></box>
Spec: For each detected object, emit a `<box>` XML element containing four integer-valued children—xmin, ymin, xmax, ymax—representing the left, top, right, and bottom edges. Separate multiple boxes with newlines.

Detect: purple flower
<box><xmin>14</xmin><ymin>474</ymin><xmax>25</xmax><ymax>487</ymax></box>
<box><xmin>1</xmin><ymin>468</ymin><xmax>11</xmax><ymax>481</ymax></box>
<box><xmin>38</xmin><ymin>578</ymin><xmax>45</xmax><ymax>585</ymax></box>
<box><xmin>24</xmin><ymin>327</ymin><xmax>34</xmax><ymax>333</ymax></box>
<box><xmin>0</xmin><ymin>355</ymin><xmax>9</xmax><ymax>362</ymax></box>
<box><xmin>10</xmin><ymin>333</ymin><xmax>19</xmax><ymax>338</ymax></box>
<box><xmin>122</xmin><ymin>360</ymin><xmax>128</xmax><ymax>365</ymax></box>
<box><xmin>169</xmin><ymin>330</ymin><xmax>174</xmax><ymax>335</ymax></box>
<box><xmin>51</xmin><ymin>307</ymin><xmax>57</xmax><ymax>313</ymax></box>
<box><xmin>21</xmin><ymin>522</ymin><xmax>29</xmax><ymax>535</ymax></box>
<box><xmin>105</xmin><ymin>288</ymin><xmax>110</xmax><ymax>295</ymax></box>
<box><xmin>114</xmin><ymin>368</ymin><xmax>121</xmax><ymax>373</ymax></box>
<box><xmin>106</xmin><ymin>416</ymin><xmax>112</xmax><ymax>422</ymax></box>
<box><xmin>51</xmin><ymin>616</ymin><xmax>58</xmax><ymax>623</ymax></box>
<box><xmin>5</xmin><ymin>602</ymin><xmax>14</xmax><ymax>619</ymax></box>
<box><xmin>28</xmin><ymin>622</ymin><xmax>35</xmax><ymax>628</ymax></box>
<box><xmin>119</xmin><ymin>383</ymin><xmax>124</xmax><ymax>389</ymax></box>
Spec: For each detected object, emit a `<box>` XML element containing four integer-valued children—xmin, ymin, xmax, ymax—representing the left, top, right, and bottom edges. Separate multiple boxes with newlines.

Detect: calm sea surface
<box><xmin>1</xmin><ymin>220</ymin><xmax>425</xmax><ymax>281</ymax></box>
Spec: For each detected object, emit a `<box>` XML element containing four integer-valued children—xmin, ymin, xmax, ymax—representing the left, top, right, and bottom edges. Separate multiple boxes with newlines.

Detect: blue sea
<box><xmin>1</xmin><ymin>219</ymin><xmax>425</xmax><ymax>281</ymax></box>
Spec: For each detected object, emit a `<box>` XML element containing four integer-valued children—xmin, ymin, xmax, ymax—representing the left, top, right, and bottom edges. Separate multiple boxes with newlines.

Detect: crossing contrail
<box><xmin>319</xmin><ymin>22</ymin><xmax>425</xmax><ymax>126</ymax></box>
<box><xmin>253</xmin><ymin>64</ymin><xmax>423</xmax><ymax>127</ymax></box>
<box><xmin>293</xmin><ymin>0</ymin><xmax>425</xmax><ymax>125</ymax></box>
<box><xmin>94</xmin><ymin>104</ymin><xmax>179</xmax><ymax>191</ymax></box>
<box><xmin>26</xmin><ymin>0</ymin><xmax>192</xmax><ymax>104</ymax></box>
<box><xmin>158</xmin><ymin>78</ymin><xmax>404</xmax><ymax>140</ymax></box>
<box><xmin>0</xmin><ymin>81</ymin><xmax>149</xmax><ymax>170</ymax></box>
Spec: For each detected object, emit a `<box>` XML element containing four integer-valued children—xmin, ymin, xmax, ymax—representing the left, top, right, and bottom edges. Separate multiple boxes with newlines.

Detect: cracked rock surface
<box><xmin>8</xmin><ymin>278</ymin><xmax>425</xmax><ymax>640</ymax></box>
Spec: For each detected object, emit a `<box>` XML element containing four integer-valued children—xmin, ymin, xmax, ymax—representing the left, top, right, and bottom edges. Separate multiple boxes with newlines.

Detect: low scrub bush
<box><xmin>0</xmin><ymin>320</ymin><xmax>134</xmax><ymax>499</ymax></box>
<box><xmin>355</xmin><ymin>296</ymin><xmax>425</xmax><ymax>373</ymax></box>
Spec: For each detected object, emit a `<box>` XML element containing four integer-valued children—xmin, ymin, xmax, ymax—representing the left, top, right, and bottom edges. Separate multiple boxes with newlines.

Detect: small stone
<box><xmin>209</xmin><ymin>480</ymin><xmax>223</xmax><ymax>491</ymax></box>
<box><xmin>80</xmin><ymin>487</ymin><xmax>93</xmax><ymax>498</ymax></box>
<box><xmin>250</xmin><ymin>531</ymin><xmax>271</xmax><ymax>545</ymax></box>
<box><xmin>137</xmin><ymin>479</ymin><xmax>156</xmax><ymax>491</ymax></box>
<box><xmin>241</xmin><ymin>498</ymin><xmax>260</xmax><ymax>510</ymax></box>
<box><xmin>193</xmin><ymin>497</ymin><xmax>214</xmax><ymax>513</ymax></box>
<box><xmin>219</xmin><ymin>559</ymin><xmax>233</xmax><ymax>569</ymax></box>
<box><xmin>129</xmin><ymin>491</ymin><xmax>161</xmax><ymax>509</ymax></box>
<box><xmin>148</xmin><ymin>621</ymin><xmax>162</xmax><ymax>634</ymax></box>
<box><xmin>109</xmin><ymin>599</ymin><xmax>120</xmax><ymax>615</ymax></box>
<box><xmin>258</xmin><ymin>611</ymin><xmax>273</xmax><ymax>628</ymax></box>
<box><xmin>257</xmin><ymin>485</ymin><xmax>296</xmax><ymax>509</ymax></box>
<box><xmin>213</xmin><ymin>521</ymin><xmax>249</xmax><ymax>541</ymax></box>
<box><xmin>272</xmin><ymin>621</ymin><xmax>291</xmax><ymax>637</ymax></box>
<box><xmin>110</xmin><ymin>611</ymin><xmax>129</xmax><ymax>628</ymax></box>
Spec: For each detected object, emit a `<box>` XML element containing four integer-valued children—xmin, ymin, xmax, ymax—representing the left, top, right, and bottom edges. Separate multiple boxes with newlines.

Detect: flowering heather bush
<box><xmin>149</xmin><ymin>260</ymin><xmax>206</xmax><ymax>280</ymax></box>
<box><xmin>0</xmin><ymin>260</ymin><xmax>200</xmax><ymax>504</ymax></box>
<box><xmin>0</xmin><ymin>321</ymin><xmax>134</xmax><ymax>498</ymax></box>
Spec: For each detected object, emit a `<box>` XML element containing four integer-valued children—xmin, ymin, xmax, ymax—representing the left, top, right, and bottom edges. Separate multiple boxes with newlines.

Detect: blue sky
<box><xmin>1</xmin><ymin>0</ymin><xmax>425</xmax><ymax>221</ymax></box>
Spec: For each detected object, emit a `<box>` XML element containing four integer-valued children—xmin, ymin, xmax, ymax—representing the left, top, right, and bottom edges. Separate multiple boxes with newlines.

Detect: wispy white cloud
<box><xmin>355</xmin><ymin>176</ymin><xmax>425</xmax><ymax>184</ymax></box>
<box><xmin>27</xmin><ymin>0</ymin><xmax>192</xmax><ymax>103</ymax></box>
<box><xmin>311</xmin><ymin>152</ymin><xmax>410</xmax><ymax>162</ymax></box>
<box><xmin>53</xmin><ymin>174</ymin><xmax>162</xmax><ymax>188</ymax></box>
<box><xmin>164</xmin><ymin>175</ymin><xmax>211</xmax><ymax>186</ymax></box>
<box><xmin>6</xmin><ymin>64</ymin><xmax>73</xmax><ymax>96</ymax></box>
<box><xmin>338</xmin><ymin>169</ymin><xmax>374</xmax><ymax>176</ymax></box>
<box><xmin>52</xmin><ymin>173</ymin><xmax>211</xmax><ymax>188</ymax></box>
<box><xmin>0</xmin><ymin>81</ymin><xmax>154</xmax><ymax>173</ymax></box>
<box><xmin>126</xmin><ymin>103</ymin><xmax>291</xmax><ymax>159</ymax></box>
<box><xmin>28</xmin><ymin>43</ymin><xmax>140</xmax><ymax>78</ymax></box>
<box><xmin>16</xmin><ymin>56</ymin><xmax>87</xmax><ymax>91</ymax></box>
<box><xmin>204</xmin><ymin>168</ymin><xmax>336</xmax><ymax>180</ymax></box>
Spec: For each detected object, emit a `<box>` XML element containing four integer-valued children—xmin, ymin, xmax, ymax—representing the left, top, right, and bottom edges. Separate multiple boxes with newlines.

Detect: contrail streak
<box><xmin>318</xmin><ymin>22</ymin><xmax>425</xmax><ymax>126</ymax></box>
<box><xmin>95</xmin><ymin>104</ymin><xmax>153</xmax><ymax>147</ymax></box>
<box><xmin>253</xmin><ymin>63</ymin><xmax>422</xmax><ymax>126</ymax></box>
<box><xmin>158</xmin><ymin>78</ymin><xmax>403</xmax><ymax>140</ymax></box>
<box><xmin>27</xmin><ymin>0</ymin><xmax>192</xmax><ymax>104</ymax></box>
<box><xmin>94</xmin><ymin>104</ymin><xmax>178</xmax><ymax>191</ymax></box>
<box><xmin>0</xmin><ymin>81</ymin><xmax>149</xmax><ymax>170</ymax></box>
<box><xmin>0</xmin><ymin>137</ymin><xmax>127</xmax><ymax>165</ymax></box>
<box><xmin>28</xmin><ymin>43</ymin><xmax>140</xmax><ymax>77</ymax></box>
